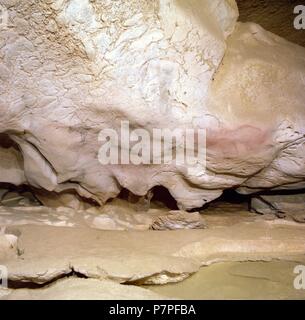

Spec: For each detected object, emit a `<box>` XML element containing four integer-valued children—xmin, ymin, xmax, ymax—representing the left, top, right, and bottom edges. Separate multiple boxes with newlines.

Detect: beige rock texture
<box><xmin>1</xmin><ymin>278</ymin><xmax>170</xmax><ymax>300</ymax></box>
<box><xmin>1</xmin><ymin>203</ymin><xmax>305</xmax><ymax>286</ymax></box>
<box><xmin>151</xmin><ymin>210</ymin><xmax>206</xmax><ymax>230</ymax></box>
<box><xmin>0</xmin><ymin>230</ymin><xmax>18</xmax><ymax>260</ymax></box>
<box><xmin>0</xmin><ymin>197</ymin><xmax>206</xmax><ymax>231</ymax></box>
<box><xmin>0</xmin><ymin>0</ymin><xmax>304</xmax><ymax>209</ymax></box>
<box><xmin>1</xmin><ymin>0</ymin><xmax>305</xmax><ymax>300</ymax></box>
<box><xmin>146</xmin><ymin>260</ymin><xmax>305</xmax><ymax>300</ymax></box>
<box><xmin>0</xmin><ymin>201</ymin><xmax>304</xmax><ymax>299</ymax></box>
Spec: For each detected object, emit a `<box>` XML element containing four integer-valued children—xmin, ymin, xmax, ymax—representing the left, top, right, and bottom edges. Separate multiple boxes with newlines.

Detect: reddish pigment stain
<box><xmin>206</xmin><ymin>125</ymin><xmax>271</xmax><ymax>157</ymax></box>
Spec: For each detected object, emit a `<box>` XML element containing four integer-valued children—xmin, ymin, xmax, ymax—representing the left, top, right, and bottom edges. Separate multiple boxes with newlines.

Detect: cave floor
<box><xmin>145</xmin><ymin>260</ymin><xmax>305</xmax><ymax>300</ymax></box>
<box><xmin>1</xmin><ymin>202</ymin><xmax>305</xmax><ymax>300</ymax></box>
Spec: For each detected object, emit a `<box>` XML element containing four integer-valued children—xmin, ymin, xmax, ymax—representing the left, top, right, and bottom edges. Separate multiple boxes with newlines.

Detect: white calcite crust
<box><xmin>0</xmin><ymin>0</ymin><xmax>304</xmax><ymax>209</ymax></box>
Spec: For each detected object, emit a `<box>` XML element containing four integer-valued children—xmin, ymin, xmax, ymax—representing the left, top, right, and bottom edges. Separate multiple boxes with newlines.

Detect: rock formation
<box><xmin>0</xmin><ymin>0</ymin><xmax>304</xmax><ymax>211</ymax></box>
<box><xmin>1</xmin><ymin>0</ymin><xmax>305</xmax><ymax>300</ymax></box>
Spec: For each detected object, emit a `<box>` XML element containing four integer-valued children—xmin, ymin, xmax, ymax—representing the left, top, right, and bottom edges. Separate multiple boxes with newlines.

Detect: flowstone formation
<box><xmin>0</xmin><ymin>0</ymin><xmax>304</xmax><ymax>210</ymax></box>
<box><xmin>0</xmin><ymin>0</ymin><xmax>305</xmax><ymax>300</ymax></box>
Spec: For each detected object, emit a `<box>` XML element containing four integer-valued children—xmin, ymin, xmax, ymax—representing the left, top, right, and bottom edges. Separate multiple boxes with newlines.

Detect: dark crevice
<box><xmin>7</xmin><ymin>269</ymin><xmax>88</xmax><ymax>290</ymax></box>
<box><xmin>216</xmin><ymin>189</ymin><xmax>251</xmax><ymax>204</ymax></box>
<box><xmin>150</xmin><ymin>186</ymin><xmax>179</xmax><ymax>210</ymax></box>
<box><xmin>116</xmin><ymin>186</ymin><xmax>179</xmax><ymax>210</ymax></box>
<box><xmin>0</xmin><ymin>182</ymin><xmax>42</xmax><ymax>206</ymax></box>
<box><xmin>249</xmin><ymin>187</ymin><xmax>305</xmax><ymax>197</ymax></box>
<box><xmin>0</xmin><ymin>133</ymin><xmax>20</xmax><ymax>151</ymax></box>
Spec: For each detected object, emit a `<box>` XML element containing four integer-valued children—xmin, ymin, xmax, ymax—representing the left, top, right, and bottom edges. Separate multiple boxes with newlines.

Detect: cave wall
<box><xmin>237</xmin><ymin>0</ymin><xmax>305</xmax><ymax>47</ymax></box>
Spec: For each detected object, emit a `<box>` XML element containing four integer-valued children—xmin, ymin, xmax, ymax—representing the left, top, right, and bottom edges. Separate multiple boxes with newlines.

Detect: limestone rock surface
<box><xmin>0</xmin><ymin>0</ymin><xmax>304</xmax><ymax>209</ymax></box>
<box><xmin>2</xmin><ymin>203</ymin><xmax>305</xmax><ymax>286</ymax></box>
<box><xmin>0</xmin><ymin>198</ymin><xmax>206</xmax><ymax>231</ymax></box>
<box><xmin>1</xmin><ymin>278</ymin><xmax>170</xmax><ymax>300</ymax></box>
<box><xmin>251</xmin><ymin>194</ymin><xmax>305</xmax><ymax>222</ymax></box>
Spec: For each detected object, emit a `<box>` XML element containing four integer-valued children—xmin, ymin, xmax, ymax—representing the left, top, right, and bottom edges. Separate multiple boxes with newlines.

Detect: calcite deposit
<box><xmin>0</xmin><ymin>0</ymin><xmax>305</xmax><ymax>300</ymax></box>
<box><xmin>0</xmin><ymin>0</ymin><xmax>304</xmax><ymax>209</ymax></box>
<box><xmin>1</xmin><ymin>202</ymin><xmax>305</xmax><ymax>287</ymax></box>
